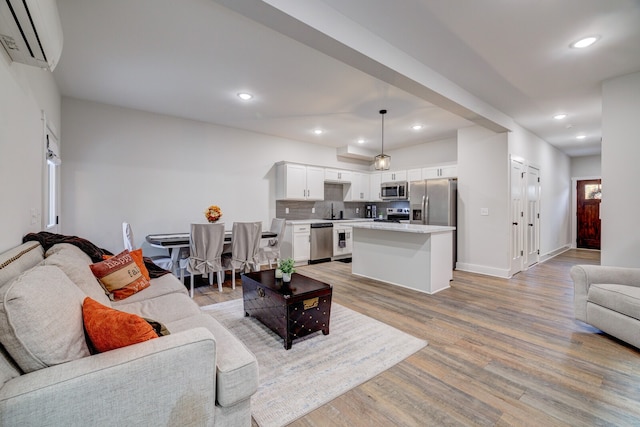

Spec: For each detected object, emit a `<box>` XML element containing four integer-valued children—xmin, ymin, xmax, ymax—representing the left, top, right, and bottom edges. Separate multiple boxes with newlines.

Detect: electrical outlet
<box><xmin>480</xmin><ymin>208</ymin><xmax>489</xmax><ymax>216</ymax></box>
<box><xmin>285</xmin><ymin>208</ymin><xmax>289</xmax><ymax>214</ymax></box>
<box><xmin>356</xmin><ymin>208</ymin><xmax>359</xmax><ymax>213</ymax></box>
<box><xmin>312</xmin><ymin>207</ymin><xmax>315</xmax><ymax>213</ymax></box>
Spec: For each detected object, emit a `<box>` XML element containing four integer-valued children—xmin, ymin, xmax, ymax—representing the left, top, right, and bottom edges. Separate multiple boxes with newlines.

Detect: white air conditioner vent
<box><xmin>0</xmin><ymin>0</ymin><xmax>63</xmax><ymax>71</ymax></box>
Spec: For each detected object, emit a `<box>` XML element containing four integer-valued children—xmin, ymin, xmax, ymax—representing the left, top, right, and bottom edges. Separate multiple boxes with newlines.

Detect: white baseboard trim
<box><xmin>539</xmin><ymin>245</ymin><xmax>571</xmax><ymax>263</ymax></box>
<box><xmin>455</xmin><ymin>263</ymin><xmax>511</xmax><ymax>278</ymax></box>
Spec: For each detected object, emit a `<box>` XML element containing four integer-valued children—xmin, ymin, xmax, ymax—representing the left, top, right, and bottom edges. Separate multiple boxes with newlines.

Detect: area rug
<box><xmin>201</xmin><ymin>299</ymin><xmax>427</xmax><ymax>427</ymax></box>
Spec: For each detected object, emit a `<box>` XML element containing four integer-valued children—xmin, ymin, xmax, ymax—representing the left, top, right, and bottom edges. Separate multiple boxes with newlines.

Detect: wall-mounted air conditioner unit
<box><xmin>0</xmin><ymin>0</ymin><xmax>63</xmax><ymax>71</ymax></box>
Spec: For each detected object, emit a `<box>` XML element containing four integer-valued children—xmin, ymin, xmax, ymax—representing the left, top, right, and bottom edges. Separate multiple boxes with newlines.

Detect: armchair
<box><xmin>570</xmin><ymin>264</ymin><xmax>640</xmax><ymax>348</ymax></box>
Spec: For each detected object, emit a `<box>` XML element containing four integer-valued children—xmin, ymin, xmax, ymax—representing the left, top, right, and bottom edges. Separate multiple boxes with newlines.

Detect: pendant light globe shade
<box><xmin>374</xmin><ymin>109</ymin><xmax>390</xmax><ymax>170</ymax></box>
<box><xmin>374</xmin><ymin>153</ymin><xmax>390</xmax><ymax>170</ymax></box>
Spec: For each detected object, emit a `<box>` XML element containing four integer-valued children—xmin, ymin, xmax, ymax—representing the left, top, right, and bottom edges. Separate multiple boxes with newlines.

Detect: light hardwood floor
<box><xmin>193</xmin><ymin>250</ymin><xmax>640</xmax><ymax>426</ymax></box>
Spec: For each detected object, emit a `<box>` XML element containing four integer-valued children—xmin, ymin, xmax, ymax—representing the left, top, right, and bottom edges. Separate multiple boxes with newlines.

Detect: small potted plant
<box><xmin>278</xmin><ymin>258</ymin><xmax>295</xmax><ymax>282</ymax></box>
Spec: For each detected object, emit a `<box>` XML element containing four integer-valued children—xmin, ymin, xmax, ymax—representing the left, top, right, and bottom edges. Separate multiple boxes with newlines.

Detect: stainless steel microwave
<box><xmin>380</xmin><ymin>181</ymin><xmax>408</xmax><ymax>200</ymax></box>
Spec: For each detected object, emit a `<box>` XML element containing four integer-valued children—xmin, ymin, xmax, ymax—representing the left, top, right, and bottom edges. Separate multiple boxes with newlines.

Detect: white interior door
<box><xmin>510</xmin><ymin>159</ymin><xmax>525</xmax><ymax>275</ymax></box>
<box><xmin>526</xmin><ymin>166</ymin><xmax>540</xmax><ymax>267</ymax></box>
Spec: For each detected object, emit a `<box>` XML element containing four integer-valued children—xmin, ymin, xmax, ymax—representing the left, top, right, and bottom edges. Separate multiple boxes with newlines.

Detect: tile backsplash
<box><xmin>275</xmin><ymin>183</ymin><xmax>408</xmax><ymax>220</ymax></box>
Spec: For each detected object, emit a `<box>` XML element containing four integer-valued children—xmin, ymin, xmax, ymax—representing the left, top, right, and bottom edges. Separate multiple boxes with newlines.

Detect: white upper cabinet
<box><xmin>369</xmin><ymin>173</ymin><xmax>382</xmax><ymax>201</ymax></box>
<box><xmin>421</xmin><ymin>164</ymin><xmax>458</xmax><ymax>179</ymax></box>
<box><xmin>380</xmin><ymin>170</ymin><xmax>407</xmax><ymax>183</ymax></box>
<box><xmin>324</xmin><ymin>169</ymin><xmax>352</xmax><ymax>183</ymax></box>
<box><xmin>276</xmin><ymin>163</ymin><xmax>325</xmax><ymax>200</ymax></box>
<box><xmin>345</xmin><ymin>172</ymin><xmax>369</xmax><ymax>201</ymax></box>
<box><xmin>407</xmin><ymin>168</ymin><xmax>422</xmax><ymax>182</ymax></box>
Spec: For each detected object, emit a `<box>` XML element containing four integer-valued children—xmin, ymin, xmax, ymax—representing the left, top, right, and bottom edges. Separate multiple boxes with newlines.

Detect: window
<box><xmin>46</xmin><ymin>158</ymin><xmax>58</xmax><ymax>228</ymax></box>
<box><xmin>585</xmin><ymin>183</ymin><xmax>602</xmax><ymax>200</ymax></box>
<box><xmin>44</xmin><ymin>122</ymin><xmax>61</xmax><ymax>232</ymax></box>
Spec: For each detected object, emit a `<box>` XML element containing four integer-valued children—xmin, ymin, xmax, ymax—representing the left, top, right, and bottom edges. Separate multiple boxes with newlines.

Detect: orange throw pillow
<box><xmin>102</xmin><ymin>248</ymin><xmax>150</xmax><ymax>280</ymax></box>
<box><xmin>82</xmin><ymin>297</ymin><xmax>158</xmax><ymax>353</ymax></box>
<box><xmin>91</xmin><ymin>250</ymin><xmax>150</xmax><ymax>300</ymax></box>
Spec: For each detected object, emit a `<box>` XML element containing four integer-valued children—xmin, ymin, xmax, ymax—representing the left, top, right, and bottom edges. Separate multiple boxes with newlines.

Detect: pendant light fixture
<box><xmin>374</xmin><ymin>109</ymin><xmax>390</xmax><ymax>170</ymax></box>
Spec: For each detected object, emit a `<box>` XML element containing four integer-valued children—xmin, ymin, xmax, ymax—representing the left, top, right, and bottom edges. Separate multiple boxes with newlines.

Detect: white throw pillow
<box><xmin>0</xmin><ymin>265</ymin><xmax>90</xmax><ymax>373</ymax></box>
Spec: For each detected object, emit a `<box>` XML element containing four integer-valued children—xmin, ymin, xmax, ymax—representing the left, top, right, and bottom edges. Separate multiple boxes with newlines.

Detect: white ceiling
<box><xmin>53</xmin><ymin>0</ymin><xmax>640</xmax><ymax>158</ymax></box>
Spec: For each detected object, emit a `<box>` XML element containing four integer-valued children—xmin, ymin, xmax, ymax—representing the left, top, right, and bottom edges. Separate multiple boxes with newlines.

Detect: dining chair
<box><xmin>182</xmin><ymin>223</ymin><xmax>226</xmax><ymax>297</ymax></box>
<box><xmin>122</xmin><ymin>222</ymin><xmax>173</xmax><ymax>271</ymax></box>
<box><xmin>258</xmin><ymin>218</ymin><xmax>286</xmax><ymax>268</ymax></box>
<box><xmin>223</xmin><ymin>221</ymin><xmax>262</xmax><ymax>289</ymax></box>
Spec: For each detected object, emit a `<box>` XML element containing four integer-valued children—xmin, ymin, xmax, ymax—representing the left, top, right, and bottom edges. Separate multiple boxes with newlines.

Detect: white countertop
<box><xmin>285</xmin><ymin>219</ymin><xmax>374</xmax><ymax>225</ymax></box>
<box><xmin>351</xmin><ymin>222</ymin><xmax>455</xmax><ymax>233</ymax></box>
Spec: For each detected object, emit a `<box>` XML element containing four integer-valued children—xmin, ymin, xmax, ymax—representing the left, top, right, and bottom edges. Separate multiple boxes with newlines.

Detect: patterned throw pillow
<box><xmin>82</xmin><ymin>297</ymin><xmax>159</xmax><ymax>353</ymax></box>
<box><xmin>90</xmin><ymin>250</ymin><xmax>150</xmax><ymax>300</ymax></box>
<box><xmin>102</xmin><ymin>248</ymin><xmax>150</xmax><ymax>280</ymax></box>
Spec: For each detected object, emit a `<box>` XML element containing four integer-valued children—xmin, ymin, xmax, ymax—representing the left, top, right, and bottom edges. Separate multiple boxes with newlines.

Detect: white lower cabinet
<box><xmin>293</xmin><ymin>225</ymin><xmax>310</xmax><ymax>262</ymax></box>
<box><xmin>282</xmin><ymin>223</ymin><xmax>311</xmax><ymax>264</ymax></box>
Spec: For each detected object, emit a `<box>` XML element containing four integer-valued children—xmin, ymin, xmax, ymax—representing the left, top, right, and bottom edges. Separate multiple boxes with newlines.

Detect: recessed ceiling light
<box><xmin>237</xmin><ymin>92</ymin><xmax>253</xmax><ymax>101</ymax></box>
<box><xmin>576</xmin><ymin>134</ymin><xmax>586</xmax><ymax>140</ymax></box>
<box><xmin>411</xmin><ymin>125</ymin><xmax>423</xmax><ymax>131</ymax></box>
<box><xmin>553</xmin><ymin>113</ymin><xmax>568</xmax><ymax>120</ymax></box>
<box><xmin>357</xmin><ymin>139</ymin><xmax>365</xmax><ymax>144</ymax></box>
<box><xmin>570</xmin><ymin>36</ymin><xmax>599</xmax><ymax>49</ymax></box>
<box><xmin>313</xmin><ymin>129</ymin><xmax>323</xmax><ymax>135</ymax></box>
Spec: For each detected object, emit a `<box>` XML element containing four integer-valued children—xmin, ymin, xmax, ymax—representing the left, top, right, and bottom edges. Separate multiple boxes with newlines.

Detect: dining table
<box><xmin>145</xmin><ymin>230</ymin><xmax>277</xmax><ymax>276</ymax></box>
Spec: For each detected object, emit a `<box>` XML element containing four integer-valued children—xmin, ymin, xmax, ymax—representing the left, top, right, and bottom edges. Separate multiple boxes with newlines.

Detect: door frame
<box><xmin>571</xmin><ymin>175</ymin><xmax>601</xmax><ymax>249</ymax></box>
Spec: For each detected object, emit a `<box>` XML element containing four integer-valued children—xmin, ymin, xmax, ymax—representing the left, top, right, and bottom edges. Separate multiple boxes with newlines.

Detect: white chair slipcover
<box><xmin>258</xmin><ymin>218</ymin><xmax>286</xmax><ymax>268</ymax></box>
<box><xmin>223</xmin><ymin>221</ymin><xmax>262</xmax><ymax>289</ymax></box>
<box><xmin>122</xmin><ymin>222</ymin><xmax>173</xmax><ymax>271</ymax></box>
<box><xmin>182</xmin><ymin>223</ymin><xmax>226</xmax><ymax>297</ymax></box>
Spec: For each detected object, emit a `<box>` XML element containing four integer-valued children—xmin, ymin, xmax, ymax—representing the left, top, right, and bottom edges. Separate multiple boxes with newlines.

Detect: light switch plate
<box><xmin>480</xmin><ymin>208</ymin><xmax>489</xmax><ymax>216</ymax></box>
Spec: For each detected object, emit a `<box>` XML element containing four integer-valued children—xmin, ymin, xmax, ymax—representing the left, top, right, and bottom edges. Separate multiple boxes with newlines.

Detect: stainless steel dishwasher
<box><xmin>310</xmin><ymin>222</ymin><xmax>334</xmax><ymax>263</ymax></box>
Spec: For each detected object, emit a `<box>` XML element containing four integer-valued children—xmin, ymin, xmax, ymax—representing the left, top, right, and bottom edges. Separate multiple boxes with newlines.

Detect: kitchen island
<box><xmin>351</xmin><ymin>223</ymin><xmax>455</xmax><ymax>294</ymax></box>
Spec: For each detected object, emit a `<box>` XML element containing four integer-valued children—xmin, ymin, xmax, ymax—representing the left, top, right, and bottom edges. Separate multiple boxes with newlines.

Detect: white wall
<box><xmin>60</xmin><ymin>98</ymin><xmax>369</xmax><ymax>253</ymax></box>
<box><xmin>601</xmin><ymin>72</ymin><xmax>640</xmax><ymax>267</ymax></box>
<box><xmin>571</xmin><ymin>155</ymin><xmax>601</xmax><ymax>178</ymax></box>
<box><xmin>509</xmin><ymin>124</ymin><xmax>572</xmax><ymax>257</ymax></box>
<box><xmin>455</xmin><ymin>123</ymin><xmax>572</xmax><ymax>277</ymax></box>
<box><xmin>383</xmin><ymin>137</ymin><xmax>457</xmax><ymax>170</ymax></box>
<box><xmin>0</xmin><ymin>53</ymin><xmax>60</xmax><ymax>252</ymax></box>
<box><xmin>457</xmin><ymin>126</ymin><xmax>510</xmax><ymax>276</ymax></box>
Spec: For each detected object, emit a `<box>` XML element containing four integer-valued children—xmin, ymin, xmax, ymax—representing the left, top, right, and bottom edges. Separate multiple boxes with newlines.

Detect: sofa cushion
<box><xmin>166</xmin><ymin>313</ymin><xmax>259</xmax><ymax>407</ymax></box>
<box><xmin>115</xmin><ymin>292</ymin><xmax>201</xmax><ymax>323</ymax></box>
<box><xmin>45</xmin><ymin>243</ymin><xmax>93</xmax><ymax>265</ymax></box>
<box><xmin>82</xmin><ymin>297</ymin><xmax>159</xmax><ymax>353</ymax></box>
<box><xmin>111</xmin><ymin>273</ymin><xmax>188</xmax><ymax>307</ymax></box>
<box><xmin>90</xmin><ymin>250</ymin><xmax>150</xmax><ymax>300</ymax></box>
<box><xmin>0</xmin><ymin>241</ymin><xmax>43</xmax><ymax>288</ymax></box>
<box><xmin>588</xmin><ymin>283</ymin><xmax>640</xmax><ymax>321</ymax></box>
<box><xmin>44</xmin><ymin>253</ymin><xmax>111</xmax><ymax>306</ymax></box>
<box><xmin>0</xmin><ymin>265</ymin><xmax>90</xmax><ymax>373</ymax></box>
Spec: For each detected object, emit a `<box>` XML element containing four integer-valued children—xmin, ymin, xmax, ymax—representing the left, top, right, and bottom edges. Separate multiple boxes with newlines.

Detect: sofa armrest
<box><xmin>0</xmin><ymin>328</ymin><xmax>216</xmax><ymax>427</ymax></box>
<box><xmin>570</xmin><ymin>265</ymin><xmax>640</xmax><ymax>322</ymax></box>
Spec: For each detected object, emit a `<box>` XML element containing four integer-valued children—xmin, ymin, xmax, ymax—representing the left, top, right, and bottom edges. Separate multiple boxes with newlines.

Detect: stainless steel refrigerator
<box><xmin>410</xmin><ymin>178</ymin><xmax>457</xmax><ymax>269</ymax></box>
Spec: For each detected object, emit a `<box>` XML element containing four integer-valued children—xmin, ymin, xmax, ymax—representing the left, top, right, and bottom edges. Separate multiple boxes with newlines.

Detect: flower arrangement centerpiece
<box><xmin>204</xmin><ymin>205</ymin><xmax>222</xmax><ymax>223</ymax></box>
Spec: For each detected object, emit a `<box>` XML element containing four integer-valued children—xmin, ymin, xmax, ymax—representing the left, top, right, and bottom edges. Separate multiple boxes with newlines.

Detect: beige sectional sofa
<box><xmin>0</xmin><ymin>240</ymin><xmax>258</xmax><ymax>426</ymax></box>
<box><xmin>571</xmin><ymin>264</ymin><xmax>640</xmax><ymax>349</ymax></box>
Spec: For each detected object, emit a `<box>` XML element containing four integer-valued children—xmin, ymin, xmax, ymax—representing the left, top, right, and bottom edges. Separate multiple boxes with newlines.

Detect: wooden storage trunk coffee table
<box><xmin>242</xmin><ymin>270</ymin><xmax>332</xmax><ymax>349</ymax></box>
